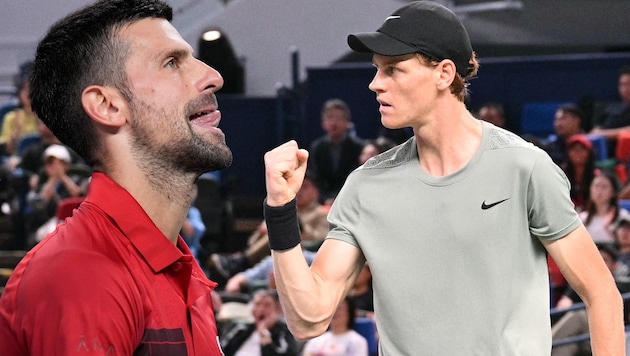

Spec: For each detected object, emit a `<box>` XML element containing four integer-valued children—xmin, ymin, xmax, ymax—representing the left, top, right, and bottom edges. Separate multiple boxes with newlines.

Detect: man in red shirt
<box><xmin>0</xmin><ymin>0</ymin><xmax>232</xmax><ymax>354</ymax></box>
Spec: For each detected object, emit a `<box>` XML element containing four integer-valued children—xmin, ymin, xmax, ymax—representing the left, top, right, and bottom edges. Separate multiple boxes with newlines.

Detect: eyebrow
<box><xmin>372</xmin><ymin>55</ymin><xmax>408</xmax><ymax>67</ymax></box>
<box><xmin>153</xmin><ymin>46</ymin><xmax>192</xmax><ymax>63</ymax></box>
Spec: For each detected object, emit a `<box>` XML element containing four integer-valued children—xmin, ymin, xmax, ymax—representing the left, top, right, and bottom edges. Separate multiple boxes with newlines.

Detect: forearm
<box><xmin>39</xmin><ymin>179</ymin><xmax>58</xmax><ymax>202</ymax></box>
<box><xmin>585</xmin><ymin>287</ymin><xmax>625</xmax><ymax>355</ymax></box>
<box><xmin>271</xmin><ymin>247</ymin><xmax>338</xmax><ymax>339</ymax></box>
<box><xmin>59</xmin><ymin>175</ymin><xmax>82</xmax><ymax>197</ymax></box>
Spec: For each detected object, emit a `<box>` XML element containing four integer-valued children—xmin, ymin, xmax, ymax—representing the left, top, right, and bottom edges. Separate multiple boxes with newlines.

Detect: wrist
<box><xmin>263</xmin><ymin>198</ymin><xmax>302</xmax><ymax>250</ymax></box>
<box><xmin>259</xmin><ymin>328</ymin><xmax>272</xmax><ymax>345</ymax></box>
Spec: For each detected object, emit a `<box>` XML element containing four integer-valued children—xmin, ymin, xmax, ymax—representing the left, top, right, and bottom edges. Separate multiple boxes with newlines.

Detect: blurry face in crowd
<box><xmin>251</xmin><ymin>293</ymin><xmax>281</xmax><ymax>328</ymax></box>
<box><xmin>616</xmin><ymin>223</ymin><xmax>630</xmax><ymax>248</ymax></box>
<box><xmin>359</xmin><ymin>143</ymin><xmax>380</xmax><ymax>165</ymax></box>
<box><xmin>321</xmin><ymin>107</ymin><xmax>350</xmax><ymax>142</ymax></box>
<box><xmin>566</xmin><ymin>143</ymin><xmax>590</xmax><ymax>167</ymax></box>
<box><xmin>478</xmin><ymin>106</ymin><xmax>504</xmax><ymax>127</ymax></box>
<box><xmin>589</xmin><ymin>174</ymin><xmax>615</xmax><ymax>206</ymax></box>
<box><xmin>618</xmin><ymin>73</ymin><xmax>630</xmax><ymax>104</ymax></box>
<box><xmin>554</xmin><ymin>110</ymin><xmax>581</xmax><ymax>139</ymax></box>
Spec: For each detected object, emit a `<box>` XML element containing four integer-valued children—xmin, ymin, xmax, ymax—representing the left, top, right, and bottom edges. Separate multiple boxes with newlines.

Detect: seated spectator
<box><xmin>180</xmin><ymin>183</ymin><xmax>206</xmax><ymax>263</ymax></box>
<box><xmin>551</xmin><ymin>243</ymin><xmax>630</xmax><ymax>356</ymax></box>
<box><xmin>302</xmin><ymin>296</ymin><xmax>369</xmax><ymax>356</ymax></box>
<box><xmin>223</xmin><ymin>247</ymin><xmax>317</xmax><ymax>294</ymax></box>
<box><xmin>13</xmin><ymin>119</ymin><xmax>83</xmax><ymax>176</ymax></box>
<box><xmin>24</xmin><ymin>144</ymin><xmax>89</xmax><ymax>238</ymax></box>
<box><xmin>358</xmin><ymin>137</ymin><xmax>396</xmax><ymax>166</ymax></box>
<box><xmin>580</xmin><ymin>171</ymin><xmax>627</xmax><ymax>244</ymax></box>
<box><xmin>614</xmin><ymin>213</ymin><xmax>630</xmax><ymax>269</ymax></box>
<box><xmin>218</xmin><ymin>289</ymin><xmax>299</xmax><ymax>355</ymax></box>
<box><xmin>590</xmin><ymin>66</ymin><xmax>630</xmax><ymax>155</ymax></box>
<box><xmin>477</xmin><ymin>102</ymin><xmax>507</xmax><ymax>129</ymax></box>
<box><xmin>347</xmin><ymin>263</ymin><xmax>374</xmax><ymax>318</ymax></box>
<box><xmin>209</xmin><ymin>171</ymin><xmax>328</xmax><ymax>279</ymax></box>
<box><xmin>562</xmin><ymin>134</ymin><xmax>597</xmax><ymax>211</ymax></box>
<box><xmin>544</xmin><ymin>104</ymin><xmax>587</xmax><ymax>166</ymax></box>
<box><xmin>309</xmin><ymin>98</ymin><xmax>365</xmax><ymax>204</ymax></box>
<box><xmin>34</xmin><ymin>196</ymin><xmax>85</xmax><ymax>245</ymax></box>
<box><xmin>0</xmin><ymin>61</ymin><xmax>39</xmax><ymax>157</ymax></box>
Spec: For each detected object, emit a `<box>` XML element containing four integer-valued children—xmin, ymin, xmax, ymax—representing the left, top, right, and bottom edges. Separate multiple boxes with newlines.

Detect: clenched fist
<box><xmin>264</xmin><ymin>140</ymin><xmax>309</xmax><ymax>207</ymax></box>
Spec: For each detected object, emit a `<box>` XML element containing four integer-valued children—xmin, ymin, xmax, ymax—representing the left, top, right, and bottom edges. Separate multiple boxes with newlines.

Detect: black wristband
<box><xmin>263</xmin><ymin>198</ymin><xmax>302</xmax><ymax>250</ymax></box>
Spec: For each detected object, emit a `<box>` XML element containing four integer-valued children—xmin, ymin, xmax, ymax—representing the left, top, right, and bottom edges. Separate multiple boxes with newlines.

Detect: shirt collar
<box><xmin>85</xmin><ymin>172</ymin><xmax>184</xmax><ymax>273</ymax></box>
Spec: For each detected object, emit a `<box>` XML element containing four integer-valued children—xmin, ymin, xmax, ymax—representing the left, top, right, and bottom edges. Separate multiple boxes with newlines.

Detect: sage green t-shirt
<box><xmin>327</xmin><ymin>121</ymin><xmax>580</xmax><ymax>355</ymax></box>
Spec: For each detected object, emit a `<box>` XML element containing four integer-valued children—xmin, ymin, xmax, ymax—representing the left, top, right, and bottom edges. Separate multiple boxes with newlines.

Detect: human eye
<box><xmin>165</xmin><ymin>58</ymin><xmax>178</xmax><ymax>69</ymax></box>
<box><xmin>384</xmin><ymin>65</ymin><xmax>397</xmax><ymax>75</ymax></box>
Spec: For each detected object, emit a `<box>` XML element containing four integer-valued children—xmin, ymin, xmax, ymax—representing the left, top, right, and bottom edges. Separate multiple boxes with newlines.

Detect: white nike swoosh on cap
<box><xmin>385</xmin><ymin>15</ymin><xmax>401</xmax><ymax>21</ymax></box>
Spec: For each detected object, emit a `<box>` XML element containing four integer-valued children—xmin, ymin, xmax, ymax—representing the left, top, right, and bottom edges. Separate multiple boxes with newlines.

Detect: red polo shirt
<box><xmin>0</xmin><ymin>172</ymin><xmax>223</xmax><ymax>355</ymax></box>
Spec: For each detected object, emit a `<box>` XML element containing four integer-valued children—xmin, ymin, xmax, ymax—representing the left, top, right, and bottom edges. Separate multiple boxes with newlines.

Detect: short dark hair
<box><xmin>597</xmin><ymin>243</ymin><xmax>619</xmax><ymax>262</ymax></box>
<box><xmin>29</xmin><ymin>0</ymin><xmax>172</xmax><ymax>166</ymax></box>
<box><xmin>321</xmin><ymin>98</ymin><xmax>351</xmax><ymax>122</ymax></box>
<box><xmin>619</xmin><ymin>66</ymin><xmax>630</xmax><ymax>78</ymax></box>
<box><xmin>558</xmin><ymin>104</ymin><xmax>586</xmax><ymax>123</ymax></box>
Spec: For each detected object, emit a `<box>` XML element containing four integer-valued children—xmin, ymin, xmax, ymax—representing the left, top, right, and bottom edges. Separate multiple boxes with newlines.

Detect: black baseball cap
<box><xmin>347</xmin><ymin>1</ymin><xmax>473</xmax><ymax>77</ymax></box>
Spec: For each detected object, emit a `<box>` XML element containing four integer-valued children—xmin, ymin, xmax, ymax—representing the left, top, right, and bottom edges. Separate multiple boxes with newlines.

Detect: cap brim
<box><xmin>348</xmin><ymin>32</ymin><xmax>418</xmax><ymax>56</ymax></box>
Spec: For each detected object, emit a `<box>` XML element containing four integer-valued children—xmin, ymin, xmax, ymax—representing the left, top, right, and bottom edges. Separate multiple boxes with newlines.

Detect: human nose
<box><xmin>195</xmin><ymin>58</ymin><xmax>224</xmax><ymax>93</ymax></box>
<box><xmin>368</xmin><ymin>71</ymin><xmax>384</xmax><ymax>93</ymax></box>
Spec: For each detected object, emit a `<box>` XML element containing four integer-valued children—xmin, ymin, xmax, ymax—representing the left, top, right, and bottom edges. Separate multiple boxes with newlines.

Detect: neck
<box><xmin>98</xmin><ymin>140</ymin><xmax>197</xmax><ymax>244</ymax></box>
<box><xmin>594</xmin><ymin>201</ymin><xmax>613</xmax><ymax>215</ymax></box>
<box><xmin>413</xmin><ymin>103</ymin><xmax>482</xmax><ymax>177</ymax></box>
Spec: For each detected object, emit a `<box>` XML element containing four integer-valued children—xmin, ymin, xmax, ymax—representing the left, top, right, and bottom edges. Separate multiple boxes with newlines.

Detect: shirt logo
<box><xmin>385</xmin><ymin>15</ymin><xmax>401</xmax><ymax>21</ymax></box>
<box><xmin>481</xmin><ymin>198</ymin><xmax>510</xmax><ymax>210</ymax></box>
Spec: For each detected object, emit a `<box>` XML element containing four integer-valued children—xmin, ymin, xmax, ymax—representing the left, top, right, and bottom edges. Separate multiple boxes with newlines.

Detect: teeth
<box><xmin>190</xmin><ymin>111</ymin><xmax>208</xmax><ymax>120</ymax></box>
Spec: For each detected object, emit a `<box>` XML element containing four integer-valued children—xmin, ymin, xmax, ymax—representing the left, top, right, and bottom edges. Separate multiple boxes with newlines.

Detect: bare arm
<box><xmin>543</xmin><ymin>224</ymin><xmax>625</xmax><ymax>354</ymax></box>
<box><xmin>264</xmin><ymin>141</ymin><xmax>365</xmax><ymax>339</ymax></box>
<box><xmin>590</xmin><ymin>126</ymin><xmax>630</xmax><ymax>140</ymax></box>
<box><xmin>272</xmin><ymin>239</ymin><xmax>364</xmax><ymax>339</ymax></box>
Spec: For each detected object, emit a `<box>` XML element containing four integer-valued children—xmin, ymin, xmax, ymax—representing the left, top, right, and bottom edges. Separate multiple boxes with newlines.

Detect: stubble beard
<box><xmin>129</xmin><ymin>97</ymin><xmax>233</xmax><ymax>179</ymax></box>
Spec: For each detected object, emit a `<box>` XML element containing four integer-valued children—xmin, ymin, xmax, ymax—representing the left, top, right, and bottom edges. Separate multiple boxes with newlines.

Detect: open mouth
<box><xmin>189</xmin><ymin>110</ymin><xmax>211</xmax><ymax>121</ymax></box>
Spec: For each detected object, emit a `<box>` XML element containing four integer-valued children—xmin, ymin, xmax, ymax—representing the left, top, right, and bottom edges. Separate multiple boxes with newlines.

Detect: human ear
<box><xmin>81</xmin><ymin>85</ymin><xmax>127</xmax><ymax>128</ymax></box>
<box><xmin>436</xmin><ymin>60</ymin><xmax>456</xmax><ymax>90</ymax></box>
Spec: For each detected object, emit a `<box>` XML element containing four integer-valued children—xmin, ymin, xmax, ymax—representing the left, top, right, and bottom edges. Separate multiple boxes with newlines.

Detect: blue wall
<box><xmin>214</xmin><ymin>96</ymin><xmax>277</xmax><ymax>197</ymax></box>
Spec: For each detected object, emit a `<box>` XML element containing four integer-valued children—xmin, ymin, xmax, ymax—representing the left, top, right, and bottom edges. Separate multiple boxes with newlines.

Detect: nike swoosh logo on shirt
<box><xmin>481</xmin><ymin>198</ymin><xmax>510</xmax><ymax>210</ymax></box>
<box><xmin>385</xmin><ymin>15</ymin><xmax>401</xmax><ymax>21</ymax></box>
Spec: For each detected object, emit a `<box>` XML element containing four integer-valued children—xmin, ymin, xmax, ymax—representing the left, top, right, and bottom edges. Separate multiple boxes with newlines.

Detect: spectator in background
<box><xmin>16</xmin><ymin>119</ymin><xmax>84</xmax><ymax>176</ymax></box>
<box><xmin>544</xmin><ymin>104</ymin><xmax>586</xmax><ymax>166</ymax></box>
<box><xmin>477</xmin><ymin>102</ymin><xmax>506</xmax><ymax>128</ymax></box>
<box><xmin>0</xmin><ymin>61</ymin><xmax>39</xmax><ymax>157</ymax></box>
<box><xmin>551</xmin><ymin>243</ymin><xmax>630</xmax><ymax>356</ymax></box>
<box><xmin>223</xmin><ymin>246</ymin><xmax>317</xmax><ymax>294</ymax></box>
<box><xmin>613</xmin><ymin>213</ymin><xmax>630</xmax><ymax>268</ymax></box>
<box><xmin>24</xmin><ymin>144</ymin><xmax>89</xmax><ymax>240</ymax></box>
<box><xmin>181</xmin><ymin>183</ymin><xmax>206</xmax><ymax>263</ymax></box>
<box><xmin>359</xmin><ymin>137</ymin><xmax>396</xmax><ymax>166</ymax></box>
<box><xmin>209</xmin><ymin>170</ymin><xmax>328</xmax><ymax>280</ymax></box>
<box><xmin>561</xmin><ymin>134</ymin><xmax>597</xmax><ymax>211</ymax></box>
<box><xmin>309</xmin><ymin>98</ymin><xmax>365</xmax><ymax>204</ymax></box>
<box><xmin>302</xmin><ymin>296</ymin><xmax>369</xmax><ymax>356</ymax></box>
<box><xmin>580</xmin><ymin>171</ymin><xmax>626</xmax><ymax>244</ymax></box>
<box><xmin>347</xmin><ymin>263</ymin><xmax>374</xmax><ymax>317</ymax></box>
<box><xmin>590</xmin><ymin>66</ymin><xmax>630</xmax><ymax>153</ymax></box>
<box><xmin>218</xmin><ymin>289</ymin><xmax>299</xmax><ymax>356</ymax></box>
